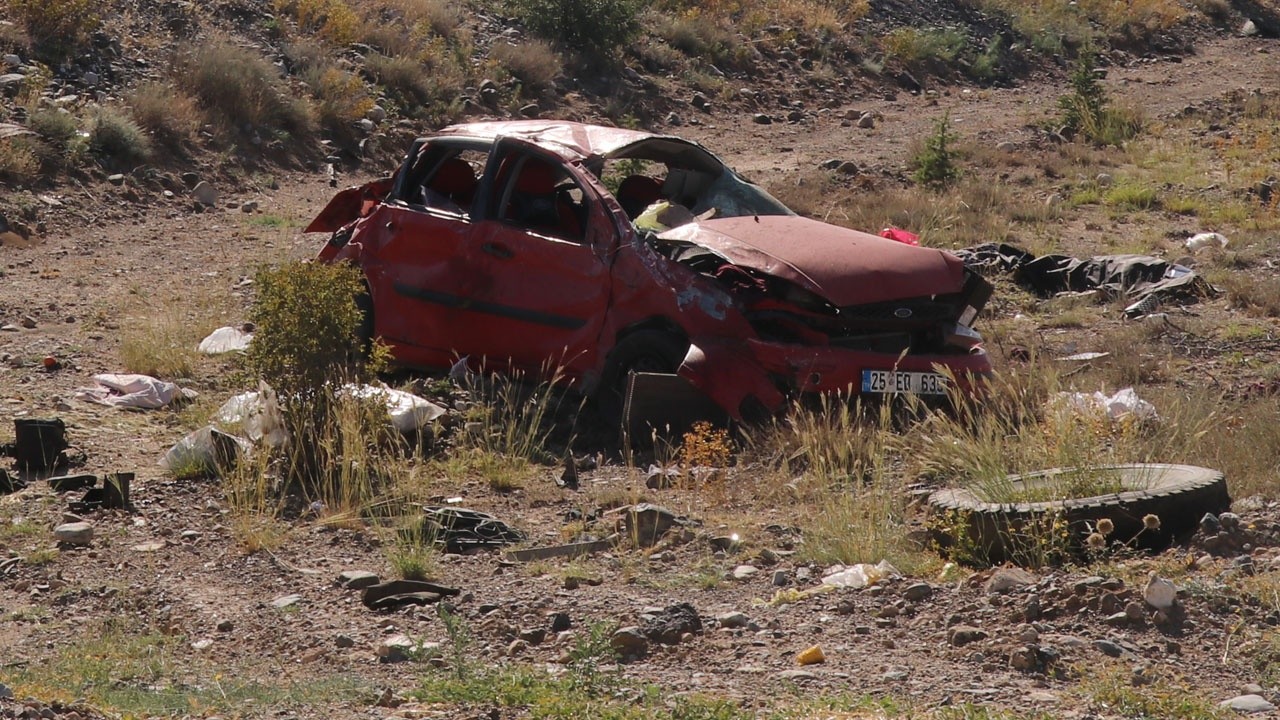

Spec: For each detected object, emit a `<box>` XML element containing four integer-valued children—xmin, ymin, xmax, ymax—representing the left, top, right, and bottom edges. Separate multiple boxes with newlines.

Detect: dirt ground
<box><xmin>4</xmin><ymin>34</ymin><xmax>1280</xmax><ymax>720</ymax></box>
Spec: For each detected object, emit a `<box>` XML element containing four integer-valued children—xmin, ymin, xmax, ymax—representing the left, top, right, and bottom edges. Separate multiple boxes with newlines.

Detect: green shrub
<box><xmin>365</xmin><ymin>51</ymin><xmax>462</xmax><ymax>121</ymax></box>
<box><xmin>1059</xmin><ymin>54</ymin><xmax>1143</xmax><ymax>145</ymax></box>
<box><xmin>506</xmin><ymin>0</ymin><xmax>643</xmax><ymax>59</ymax></box>
<box><xmin>28</xmin><ymin>109</ymin><xmax>77</xmax><ymax>147</ymax></box>
<box><xmin>912</xmin><ymin>113</ymin><xmax>961</xmax><ymax>187</ymax></box>
<box><xmin>90</xmin><ymin>107</ymin><xmax>153</xmax><ymax>168</ymax></box>
<box><xmin>6</xmin><ymin>0</ymin><xmax>98</xmax><ymax>62</ymax></box>
<box><xmin>883</xmin><ymin>26</ymin><xmax>968</xmax><ymax>69</ymax></box>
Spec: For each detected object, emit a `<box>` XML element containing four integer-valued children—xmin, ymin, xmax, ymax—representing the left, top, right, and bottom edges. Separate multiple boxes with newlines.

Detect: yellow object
<box><xmin>796</xmin><ymin>644</ymin><xmax>826</xmax><ymax>665</ymax></box>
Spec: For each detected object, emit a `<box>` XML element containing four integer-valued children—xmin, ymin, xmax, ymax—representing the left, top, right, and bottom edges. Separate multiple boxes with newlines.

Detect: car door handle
<box><xmin>482</xmin><ymin>242</ymin><xmax>514</xmax><ymax>259</ymax></box>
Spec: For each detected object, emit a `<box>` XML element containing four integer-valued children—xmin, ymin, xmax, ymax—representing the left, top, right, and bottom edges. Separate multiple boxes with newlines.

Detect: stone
<box><xmin>1094</xmin><ymin>639</ymin><xmax>1124</xmax><ymax>657</ymax></box>
<box><xmin>20</xmin><ymin>315</ymin><xmax>36</xmax><ymax>328</ymax></box>
<box><xmin>772</xmin><ymin>569</ymin><xmax>790</xmax><ymax>587</ymax></box>
<box><xmin>1201</xmin><ymin>513</ymin><xmax>1222</xmax><ymax>534</ymax></box>
<box><xmin>54</xmin><ymin>522</ymin><xmax>93</xmax><ymax>545</ymax></box>
<box><xmin>1096</xmin><ymin>173</ymin><xmax>1113</xmax><ymax>187</ymax></box>
<box><xmin>1242</xmin><ymin>20</ymin><xmax>1259</xmax><ymax>36</ymax></box>
<box><xmin>1144</xmin><ymin>574</ymin><xmax>1177</xmax><ymax>610</ymax></box>
<box><xmin>82</xmin><ymin>71</ymin><xmax>99</xmax><ymax>87</ymax></box>
<box><xmin>948</xmin><ymin>625</ymin><xmax>987</xmax><ymax>646</ymax></box>
<box><xmin>241</xmin><ymin>200</ymin><xmax>259</xmax><ymax>213</ymax></box>
<box><xmin>665</xmin><ymin>112</ymin><xmax>682</xmax><ymax>126</ymax></box>
<box><xmin>752</xmin><ymin>113</ymin><xmax>773</xmax><ymax>125</ymax></box>
<box><xmin>356</xmin><ymin>118</ymin><xmax>375</xmax><ymax>133</ymax></box>
<box><xmin>836</xmin><ymin>160</ymin><xmax>859</xmax><ymax>175</ymax></box>
<box><xmin>216</xmin><ymin>619</ymin><xmax>233</xmax><ymax>632</ymax></box>
<box><xmin>903</xmin><ymin>582</ymin><xmax>932</xmax><ymax>602</ymax></box>
<box><xmin>821</xmin><ymin>158</ymin><xmax>842</xmax><ymax>170</ymax></box>
<box><xmin>519</xmin><ymin>103</ymin><xmax>539</xmax><ymax>118</ymax></box>
<box><xmin>643</xmin><ymin>602</ymin><xmax>702</xmax><ymax>644</ymax></box>
<box><xmin>270</xmin><ymin>594</ymin><xmax>302</xmax><ymax>609</ymax></box>
<box><xmin>507</xmin><ymin>639</ymin><xmax>528</xmax><ymax>656</ymax></box>
<box><xmin>986</xmin><ymin>567</ymin><xmax>1037</xmax><ymax>594</ymax></box>
<box><xmin>367</xmin><ymin>105</ymin><xmax>387</xmax><ymax>123</ymax></box>
<box><xmin>996</xmin><ymin>141</ymin><xmax>1016</xmax><ymax>151</ymax></box>
<box><xmin>0</xmin><ymin>73</ymin><xmax>25</xmax><ymax>90</ymax></box>
<box><xmin>717</xmin><ymin>611</ymin><xmax>750</xmax><ymax>629</ymax></box>
<box><xmin>107</xmin><ymin>174</ymin><xmax>125</xmax><ymax>186</ymax></box>
<box><xmin>857</xmin><ymin>112</ymin><xmax>875</xmax><ymax>129</ymax></box>
<box><xmin>1220</xmin><ymin>512</ymin><xmax>1242</xmax><ymax>531</ymax></box>
<box><xmin>549</xmin><ymin>612</ymin><xmax>571</xmax><ymax>632</ymax></box>
<box><xmin>1009</xmin><ymin>645</ymin><xmax>1038</xmax><ymax>672</ymax></box>
<box><xmin>0</xmin><ymin>681</ymin><xmax>12</xmax><ymax>699</ymax></box>
<box><xmin>518</xmin><ymin>627</ymin><xmax>546</xmax><ymax>645</ymax></box>
<box><xmin>691</xmin><ymin>92</ymin><xmax>710</xmax><ymax>110</ymax></box>
<box><xmin>775</xmin><ymin>669</ymin><xmax>815</xmax><ymax>681</ymax></box>
<box><xmin>2</xmin><ymin>54</ymin><xmax>19</xmax><ymax>67</ymax></box>
<box><xmin>192</xmin><ymin>181</ymin><xmax>219</xmax><ymax>207</ymax></box>
<box><xmin>708</xmin><ymin>535</ymin><xmax>740</xmax><ymax>552</ymax></box>
<box><xmin>335</xmin><ymin>634</ymin><xmax>355</xmax><ymax>648</ymax></box>
<box><xmin>1219</xmin><ymin>694</ymin><xmax>1275</xmax><ymax>713</ymax></box>
<box><xmin>610</xmin><ymin>626</ymin><xmax>649</xmax><ymax>657</ymax></box>
<box><xmin>338</xmin><ymin>570</ymin><xmax>380</xmax><ymax>590</ymax></box>
<box><xmin>733</xmin><ymin>565</ymin><xmax>759</xmax><ymax>580</ymax></box>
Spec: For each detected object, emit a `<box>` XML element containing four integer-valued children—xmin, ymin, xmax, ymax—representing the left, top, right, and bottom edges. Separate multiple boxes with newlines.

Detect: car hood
<box><xmin>657</xmin><ymin>215</ymin><xmax>968</xmax><ymax>306</ymax></box>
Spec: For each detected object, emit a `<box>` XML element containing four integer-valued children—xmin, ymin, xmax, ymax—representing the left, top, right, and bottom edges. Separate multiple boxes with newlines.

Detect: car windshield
<box><xmin>600</xmin><ymin>138</ymin><xmax>793</xmax><ymax>226</ymax></box>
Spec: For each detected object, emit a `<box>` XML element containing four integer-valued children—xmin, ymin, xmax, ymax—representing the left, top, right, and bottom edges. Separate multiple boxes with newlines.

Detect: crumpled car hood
<box><xmin>658</xmin><ymin>215</ymin><xmax>968</xmax><ymax>306</ymax></box>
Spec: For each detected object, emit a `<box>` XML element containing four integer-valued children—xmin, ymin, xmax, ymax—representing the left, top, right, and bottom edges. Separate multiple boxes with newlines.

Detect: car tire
<box><xmin>596</xmin><ymin>330</ymin><xmax>689</xmax><ymax>423</ymax></box>
<box><xmin>927</xmin><ymin>463</ymin><xmax>1230</xmax><ymax>562</ymax></box>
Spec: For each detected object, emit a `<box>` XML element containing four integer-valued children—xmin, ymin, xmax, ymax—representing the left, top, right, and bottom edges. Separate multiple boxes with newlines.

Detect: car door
<box><xmin>360</xmin><ymin>142</ymin><xmax>489</xmax><ymax>369</ymax></box>
<box><xmin>454</xmin><ymin>138</ymin><xmax>616</xmax><ymax>376</ymax></box>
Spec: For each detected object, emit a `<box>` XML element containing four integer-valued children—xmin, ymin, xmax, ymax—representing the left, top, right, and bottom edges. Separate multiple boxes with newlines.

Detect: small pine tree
<box><xmin>1059</xmin><ymin>53</ymin><xmax>1106</xmax><ymax>137</ymax></box>
<box><xmin>913</xmin><ymin>113</ymin><xmax>960</xmax><ymax>188</ymax></box>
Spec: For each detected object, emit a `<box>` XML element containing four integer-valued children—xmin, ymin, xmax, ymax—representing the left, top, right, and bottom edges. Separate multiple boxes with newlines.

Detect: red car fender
<box><xmin>304</xmin><ymin>177</ymin><xmax>394</xmax><ymax>234</ymax></box>
<box><xmin>678</xmin><ymin>338</ymin><xmax>787</xmax><ymax>420</ymax></box>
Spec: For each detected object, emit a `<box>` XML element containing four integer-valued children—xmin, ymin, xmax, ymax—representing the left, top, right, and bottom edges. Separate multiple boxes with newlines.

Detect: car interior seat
<box><xmin>504</xmin><ymin>157</ymin><xmax>582</xmax><ymax>239</ymax></box>
<box><xmin>616</xmin><ymin>175</ymin><xmax>664</xmax><ymax>219</ymax></box>
<box><xmin>425</xmin><ymin>157</ymin><xmax>478</xmax><ymax>210</ymax></box>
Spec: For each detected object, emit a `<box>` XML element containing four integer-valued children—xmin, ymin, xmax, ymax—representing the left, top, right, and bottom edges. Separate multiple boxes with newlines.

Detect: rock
<box><xmin>107</xmin><ymin>174</ymin><xmax>125</xmax><ymax>186</ymax></box>
<box><xmin>996</xmin><ymin>141</ymin><xmax>1016</xmax><ymax>151</ymax></box>
<box><xmin>733</xmin><ymin>565</ymin><xmax>759</xmax><ymax>580</ymax></box>
<box><xmin>367</xmin><ymin>105</ymin><xmax>387</xmax><ymax>123</ymax></box>
<box><xmin>1094</xmin><ymin>639</ymin><xmax>1124</xmax><ymax>657</ymax></box>
<box><xmin>335</xmin><ymin>634</ymin><xmax>355</xmax><ymax>648</ymax></box>
<box><xmin>338</xmin><ymin>570</ymin><xmax>380</xmax><ymax>590</ymax></box>
<box><xmin>857</xmin><ymin>112</ymin><xmax>875</xmax><ymax>129</ymax></box>
<box><xmin>82</xmin><ymin>71</ymin><xmax>99</xmax><ymax>87</ymax></box>
<box><xmin>355</xmin><ymin>118</ymin><xmax>375</xmax><ymax>133</ymax></box>
<box><xmin>1009</xmin><ymin>645</ymin><xmax>1038</xmax><ymax>671</ymax></box>
<box><xmin>903</xmin><ymin>582</ymin><xmax>932</xmax><ymax>602</ymax></box>
<box><xmin>620</xmin><ymin>503</ymin><xmax>683</xmax><ymax>546</ymax></box>
<box><xmin>666</xmin><ymin>112</ymin><xmax>682</xmax><ymax>126</ymax></box>
<box><xmin>54</xmin><ymin>522</ymin><xmax>93</xmax><ymax>545</ymax></box>
<box><xmin>2</xmin><ymin>54</ymin><xmax>19</xmax><ymax>67</ymax></box>
<box><xmin>519</xmin><ymin>103</ymin><xmax>539</xmax><ymax>118</ymax></box>
<box><xmin>1124</xmin><ymin>601</ymin><xmax>1147</xmax><ymax>622</ymax></box>
<box><xmin>691</xmin><ymin>92</ymin><xmax>710</xmax><ymax>110</ymax></box>
<box><xmin>752</xmin><ymin>113</ymin><xmax>773</xmax><ymax>125</ymax></box>
<box><xmin>1104</xmin><ymin>611</ymin><xmax>1130</xmax><ymax>627</ymax></box>
<box><xmin>181</xmin><ymin>171</ymin><xmax>201</xmax><ymax>187</ymax></box>
<box><xmin>0</xmin><ymin>73</ymin><xmax>26</xmax><ymax>90</ymax></box>
<box><xmin>507</xmin><ymin>639</ymin><xmax>529</xmax><ymax>657</ymax></box>
<box><xmin>518</xmin><ymin>627</ymin><xmax>546</xmax><ymax>645</ymax></box>
<box><xmin>821</xmin><ymin>158</ymin><xmax>843</xmax><ymax>170</ymax></box>
<box><xmin>216</xmin><ymin>619</ymin><xmax>233</xmax><ymax>632</ymax></box>
<box><xmin>1017</xmin><ymin>626</ymin><xmax>1039</xmax><ymax>644</ymax></box>
<box><xmin>642</xmin><ymin>602</ymin><xmax>702</xmax><ymax>644</ymax></box>
<box><xmin>192</xmin><ymin>181</ymin><xmax>219</xmax><ymax>207</ymax></box>
<box><xmin>0</xmin><ymin>681</ymin><xmax>10</xmax><ymax>699</ymax></box>
<box><xmin>20</xmin><ymin>315</ymin><xmax>36</xmax><ymax>329</ymax></box>
<box><xmin>610</xmin><ymin>626</ymin><xmax>649</xmax><ymax>658</ymax></box>
<box><xmin>270</xmin><ymin>594</ymin><xmax>302</xmax><ymax>609</ymax></box>
<box><xmin>772</xmin><ymin>569</ymin><xmax>790</xmax><ymax>587</ymax></box>
<box><xmin>787</xmin><ymin>109</ymin><xmax>804</xmax><ymax>123</ymax></box>
<box><xmin>1096</xmin><ymin>173</ymin><xmax>1113</xmax><ymax>187</ymax></box>
<box><xmin>1220</xmin><ymin>694</ymin><xmax>1275</xmax><ymax>713</ymax></box>
<box><xmin>717</xmin><ymin>611</ymin><xmax>750</xmax><ymax>629</ymax></box>
<box><xmin>775</xmin><ymin>669</ymin><xmax>815</xmax><ymax>681</ymax></box>
<box><xmin>1242</xmin><ymin>20</ymin><xmax>1259</xmax><ymax>36</ymax></box>
<box><xmin>1220</xmin><ymin>512</ymin><xmax>1242</xmax><ymax>531</ymax></box>
<box><xmin>549</xmin><ymin>612</ymin><xmax>571</xmax><ymax>632</ymax></box>
<box><xmin>948</xmin><ymin>625</ymin><xmax>987</xmax><ymax>646</ymax></box>
<box><xmin>1201</xmin><ymin>513</ymin><xmax>1222</xmax><ymax>534</ymax></box>
<box><xmin>836</xmin><ymin>160</ymin><xmax>859</xmax><ymax>175</ymax></box>
<box><xmin>985</xmin><ymin>567</ymin><xmax>1037</xmax><ymax>594</ymax></box>
<box><xmin>241</xmin><ymin>200</ymin><xmax>259</xmax><ymax>213</ymax></box>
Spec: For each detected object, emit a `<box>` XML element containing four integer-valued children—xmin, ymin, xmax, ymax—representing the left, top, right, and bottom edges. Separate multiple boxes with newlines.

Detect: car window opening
<box><xmin>497</xmin><ymin>154</ymin><xmax>588</xmax><ymax>243</ymax></box>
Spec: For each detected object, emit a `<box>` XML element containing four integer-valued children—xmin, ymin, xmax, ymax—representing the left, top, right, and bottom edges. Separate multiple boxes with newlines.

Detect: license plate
<box><xmin>861</xmin><ymin>369</ymin><xmax>948</xmax><ymax>395</ymax></box>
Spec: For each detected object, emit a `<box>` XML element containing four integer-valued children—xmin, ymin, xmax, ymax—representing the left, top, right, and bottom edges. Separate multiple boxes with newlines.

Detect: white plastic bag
<box><xmin>76</xmin><ymin>373</ymin><xmax>192</xmax><ymax>409</ymax></box>
<box><xmin>1185</xmin><ymin>232</ymin><xmax>1227</xmax><ymax>252</ymax></box>
<box><xmin>198</xmin><ymin>326</ymin><xmax>253</xmax><ymax>354</ymax></box>
<box><xmin>343</xmin><ymin>384</ymin><xmax>447</xmax><ymax>434</ymax></box>
<box><xmin>1056</xmin><ymin>387</ymin><xmax>1157</xmax><ymax>421</ymax></box>
<box><xmin>821</xmin><ymin>560</ymin><xmax>902</xmax><ymax>589</ymax></box>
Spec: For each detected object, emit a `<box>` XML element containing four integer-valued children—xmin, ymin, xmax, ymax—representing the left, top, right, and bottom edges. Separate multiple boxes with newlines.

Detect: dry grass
<box><xmin>128</xmin><ymin>82</ymin><xmax>202</xmax><ymax>151</ymax></box>
<box><xmin>178</xmin><ymin>40</ymin><xmax>315</xmax><ymax>139</ymax></box>
<box><xmin>491</xmin><ymin>40</ymin><xmax>560</xmax><ymax>93</ymax></box>
<box><xmin>6</xmin><ymin>0</ymin><xmax>98</xmax><ymax>61</ymax></box>
<box><xmin>0</xmin><ymin>136</ymin><xmax>42</xmax><ymax>185</ymax></box>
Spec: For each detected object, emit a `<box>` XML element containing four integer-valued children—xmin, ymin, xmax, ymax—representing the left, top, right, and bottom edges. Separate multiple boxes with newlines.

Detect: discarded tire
<box><xmin>928</xmin><ymin>463</ymin><xmax>1230</xmax><ymax>563</ymax></box>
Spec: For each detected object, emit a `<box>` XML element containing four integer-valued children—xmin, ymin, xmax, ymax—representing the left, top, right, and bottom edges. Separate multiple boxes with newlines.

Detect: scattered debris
<box><xmin>8</xmin><ymin>418</ymin><xmax>69</xmax><ymax>471</ymax></box>
<box><xmin>821</xmin><ymin>560</ymin><xmax>901</xmax><ymax>589</ymax></box>
<box><xmin>47</xmin><ymin>473</ymin><xmax>96</xmax><ymax>492</ymax></box>
<box><xmin>160</xmin><ymin>426</ymin><xmax>251</xmax><ymax>476</ymax></box>
<box><xmin>1055</xmin><ymin>387</ymin><xmax>1157</xmax><ymax>421</ymax></box>
<box><xmin>615</xmin><ymin>503</ymin><xmax>692</xmax><ymax>547</ymax></box>
<box><xmin>198</xmin><ymin>325</ymin><xmax>254</xmax><ymax>354</ymax></box>
<box><xmin>1144</xmin><ymin>572</ymin><xmax>1178</xmax><ymax>610</ymax></box>
<box><xmin>796</xmin><ymin>645</ymin><xmax>825</xmax><ymax>665</ymax></box>
<box><xmin>76</xmin><ymin>374</ymin><xmax>195</xmax><ymax>409</ymax></box>
<box><xmin>504</xmin><ymin>534</ymin><xmax>620</xmax><ymax>562</ymax></box>
<box><xmin>417</xmin><ymin>506</ymin><xmax>525</xmax><ymax>552</ymax></box>
<box><xmin>361</xmin><ymin>579</ymin><xmax>460</xmax><ymax>610</ymax></box>
<box><xmin>1185</xmin><ymin>231</ymin><xmax>1228</xmax><ymax>252</ymax></box>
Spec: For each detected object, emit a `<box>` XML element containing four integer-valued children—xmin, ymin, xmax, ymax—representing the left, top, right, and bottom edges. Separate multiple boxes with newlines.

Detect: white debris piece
<box><xmin>1144</xmin><ymin>572</ymin><xmax>1177</xmax><ymax>610</ymax></box>
<box><xmin>198</xmin><ymin>326</ymin><xmax>253</xmax><ymax>354</ymax></box>
<box><xmin>76</xmin><ymin>373</ymin><xmax>195</xmax><ymax>409</ymax></box>
<box><xmin>1184</xmin><ymin>232</ymin><xmax>1228</xmax><ymax>252</ymax></box>
<box><xmin>343</xmin><ymin>384</ymin><xmax>447</xmax><ymax>434</ymax></box>
<box><xmin>1055</xmin><ymin>387</ymin><xmax>1157</xmax><ymax>421</ymax></box>
<box><xmin>821</xmin><ymin>560</ymin><xmax>901</xmax><ymax>589</ymax></box>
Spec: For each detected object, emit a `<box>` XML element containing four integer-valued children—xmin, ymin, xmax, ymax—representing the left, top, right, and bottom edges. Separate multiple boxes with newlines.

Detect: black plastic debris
<box><xmin>418</xmin><ymin>506</ymin><xmax>525</xmax><ymax>553</ymax></box>
<box><xmin>0</xmin><ymin>469</ymin><xmax>23</xmax><ymax>494</ymax></box>
<box><xmin>69</xmin><ymin>472</ymin><xmax>132</xmax><ymax>512</ymax></box>
<box><xmin>12</xmin><ymin>418</ymin><xmax>68</xmax><ymax>471</ymax></box>
<box><xmin>48</xmin><ymin>473</ymin><xmax>96</xmax><ymax>493</ymax></box>
<box><xmin>361</xmin><ymin>579</ymin><xmax>460</xmax><ymax>610</ymax></box>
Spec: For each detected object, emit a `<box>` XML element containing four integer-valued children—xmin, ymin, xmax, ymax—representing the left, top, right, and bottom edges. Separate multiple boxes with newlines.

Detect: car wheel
<box><xmin>927</xmin><ymin>463</ymin><xmax>1230</xmax><ymax>563</ymax></box>
<box><xmin>596</xmin><ymin>330</ymin><xmax>689</xmax><ymax>422</ymax></box>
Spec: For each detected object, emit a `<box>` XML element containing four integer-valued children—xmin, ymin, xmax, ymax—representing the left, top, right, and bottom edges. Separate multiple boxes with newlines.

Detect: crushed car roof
<box><xmin>432</xmin><ymin>120</ymin><xmax>664</xmax><ymax>158</ymax></box>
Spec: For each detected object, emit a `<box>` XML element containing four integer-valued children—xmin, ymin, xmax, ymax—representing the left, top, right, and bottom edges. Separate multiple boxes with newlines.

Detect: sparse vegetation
<box><xmin>507</xmin><ymin>0</ymin><xmax>644</xmax><ymax>59</ymax></box>
<box><xmin>128</xmin><ymin>82</ymin><xmax>202</xmax><ymax>151</ymax></box>
<box><xmin>89</xmin><ymin>107</ymin><xmax>153</xmax><ymax>169</ymax></box>
<box><xmin>491</xmin><ymin>40</ymin><xmax>560</xmax><ymax>93</ymax></box>
<box><xmin>6</xmin><ymin>0</ymin><xmax>98</xmax><ymax>62</ymax></box>
<box><xmin>913</xmin><ymin>113</ymin><xmax>962</xmax><ymax>187</ymax></box>
<box><xmin>178</xmin><ymin>40</ymin><xmax>315</xmax><ymax>140</ymax></box>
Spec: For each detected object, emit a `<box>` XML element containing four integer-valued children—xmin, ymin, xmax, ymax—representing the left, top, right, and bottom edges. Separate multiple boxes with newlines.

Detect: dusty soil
<box><xmin>4</xmin><ymin>34</ymin><xmax>1280</xmax><ymax>720</ymax></box>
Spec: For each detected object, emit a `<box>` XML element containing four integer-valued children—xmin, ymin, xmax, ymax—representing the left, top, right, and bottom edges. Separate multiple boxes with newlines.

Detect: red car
<box><xmin>307</xmin><ymin>121</ymin><xmax>993</xmax><ymax>422</ymax></box>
